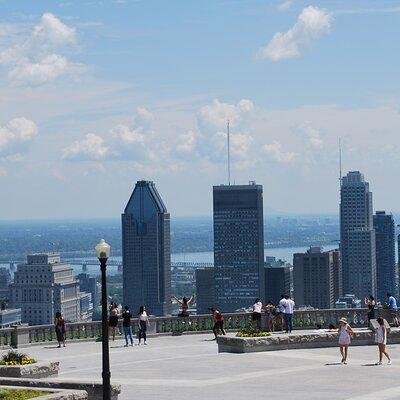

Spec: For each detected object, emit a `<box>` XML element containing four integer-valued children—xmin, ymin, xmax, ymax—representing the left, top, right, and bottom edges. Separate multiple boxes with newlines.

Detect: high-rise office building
<box><xmin>9</xmin><ymin>254</ymin><xmax>81</xmax><ymax>325</ymax></box>
<box><xmin>77</xmin><ymin>273</ymin><xmax>101</xmax><ymax>307</ymax></box>
<box><xmin>213</xmin><ymin>183</ymin><xmax>265</xmax><ymax>312</ymax></box>
<box><xmin>340</xmin><ymin>171</ymin><xmax>376</xmax><ymax>299</ymax></box>
<box><xmin>264</xmin><ymin>265</ymin><xmax>292</xmax><ymax>305</ymax></box>
<box><xmin>122</xmin><ymin>180</ymin><xmax>171</xmax><ymax>316</ymax></box>
<box><xmin>195</xmin><ymin>267</ymin><xmax>215</xmax><ymax>315</ymax></box>
<box><xmin>373</xmin><ymin>211</ymin><xmax>397</xmax><ymax>302</ymax></box>
<box><xmin>293</xmin><ymin>247</ymin><xmax>340</xmax><ymax>309</ymax></box>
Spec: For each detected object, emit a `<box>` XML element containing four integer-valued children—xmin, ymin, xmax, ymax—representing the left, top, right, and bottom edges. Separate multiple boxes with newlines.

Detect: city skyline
<box><xmin>0</xmin><ymin>1</ymin><xmax>399</xmax><ymax>219</ymax></box>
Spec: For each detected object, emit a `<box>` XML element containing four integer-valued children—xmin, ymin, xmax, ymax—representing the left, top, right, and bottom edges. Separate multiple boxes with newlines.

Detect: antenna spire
<box><xmin>227</xmin><ymin>120</ymin><xmax>231</xmax><ymax>185</ymax></box>
<box><xmin>339</xmin><ymin>137</ymin><xmax>342</xmax><ymax>188</ymax></box>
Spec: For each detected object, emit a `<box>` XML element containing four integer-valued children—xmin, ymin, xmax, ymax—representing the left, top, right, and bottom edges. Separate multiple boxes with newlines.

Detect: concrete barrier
<box><xmin>217</xmin><ymin>327</ymin><xmax>400</xmax><ymax>353</ymax></box>
<box><xmin>0</xmin><ymin>385</ymin><xmax>87</xmax><ymax>400</ymax></box>
<box><xmin>0</xmin><ymin>361</ymin><xmax>59</xmax><ymax>378</ymax></box>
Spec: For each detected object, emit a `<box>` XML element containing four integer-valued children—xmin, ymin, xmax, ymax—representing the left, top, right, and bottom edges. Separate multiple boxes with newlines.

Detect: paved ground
<box><xmin>24</xmin><ymin>332</ymin><xmax>400</xmax><ymax>400</ymax></box>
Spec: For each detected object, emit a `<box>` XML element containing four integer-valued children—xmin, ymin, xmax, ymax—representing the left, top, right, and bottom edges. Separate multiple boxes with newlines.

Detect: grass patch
<box><xmin>0</xmin><ymin>388</ymin><xmax>49</xmax><ymax>400</ymax></box>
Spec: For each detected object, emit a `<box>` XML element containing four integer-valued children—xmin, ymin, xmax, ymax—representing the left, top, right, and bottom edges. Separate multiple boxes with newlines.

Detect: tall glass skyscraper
<box><xmin>122</xmin><ymin>180</ymin><xmax>171</xmax><ymax>316</ymax></box>
<box><xmin>373</xmin><ymin>211</ymin><xmax>398</xmax><ymax>302</ymax></box>
<box><xmin>213</xmin><ymin>183</ymin><xmax>265</xmax><ymax>312</ymax></box>
<box><xmin>340</xmin><ymin>171</ymin><xmax>376</xmax><ymax>299</ymax></box>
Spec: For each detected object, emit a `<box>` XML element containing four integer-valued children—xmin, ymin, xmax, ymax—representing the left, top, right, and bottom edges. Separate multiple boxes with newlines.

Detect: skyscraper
<box><xmin>264</xmin><ymin>265</ymin><xmax>292</xmax><ymax>305</ymax></box>
<box><xmin>9</xmin><ymin>254</ymin><xmax>81</xmax><ymax>325</ymax></box>
<box><xmin>195</xmin><ymin>267</ymin><xmax>215</xmax><ymax>315</ymax></box>
<box><xmin>373</xmin><ymin>211</ymin><xmax>397</xmax><ymax>302</ymax></box>
<box><xmin>340</xmin><ymin>171</ymin><xmax>376</xmax><ymax>299</ymax></box>
<box><xmin>122</xmin><ymin>180</ymin><xmax>171</xmax><ymax>316</ymax></box>
<box><xmin>213</xmin><ymin>182</ymin><xmax>265</xmax><ymax>312</ymax></box>
<box><xmin>293</xmin><ymin>247</ymin><xmax>340</xmax><ymax>309</ymax></box>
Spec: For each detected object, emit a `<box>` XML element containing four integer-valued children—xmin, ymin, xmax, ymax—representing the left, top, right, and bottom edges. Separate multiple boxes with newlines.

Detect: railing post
<box><xmin>11</xmin><ymin>324</ymin><xmax>30</xmax><ymax>348</ymax></box>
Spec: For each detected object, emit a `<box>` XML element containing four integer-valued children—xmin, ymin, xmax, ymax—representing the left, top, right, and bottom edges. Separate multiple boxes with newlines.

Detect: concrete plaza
<box><xmin>25</xmin><ymin>332</ymin><xmax>400</xmax><ymax>400</ymax></box>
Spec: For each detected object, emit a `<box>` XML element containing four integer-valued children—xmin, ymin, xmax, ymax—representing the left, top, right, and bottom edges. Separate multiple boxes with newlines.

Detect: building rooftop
<box><xmin>24</xmin><ymin>332</ymin><xmax>400</xmax><ymax>400</ymax></box>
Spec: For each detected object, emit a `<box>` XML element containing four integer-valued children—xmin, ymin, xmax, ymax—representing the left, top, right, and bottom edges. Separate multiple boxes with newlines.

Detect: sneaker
<box><xmin>343</xmin><ymin>361</ymin><xmax>347</xmax><ymax>365</ymax></box>
<box><xmin>375</xmin><ymin>361</ymin><xmax>382</xmax><ymax>365</ymax></box>
<box><xmin>124</xmin><ymin>344</ymin><xmax>128</xmax><ymax>347</ymax></box>
<box><xmin>388</xmin><ymin>360</ymin><xmax>392</xmax><ymax>365</ymax></box>
<box><xmin>144</xmin><ymin>342</ymin><xmax>148</xmax><ymax>345</ymax></box>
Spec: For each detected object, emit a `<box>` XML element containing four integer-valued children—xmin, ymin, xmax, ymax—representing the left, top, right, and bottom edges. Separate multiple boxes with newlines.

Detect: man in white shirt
<box><xmin>283</xmin><ymin>294</ymin><xmax>295</xmax><ymax>333</ymax></box>
<box><xmin>278</xmin><ymin>295</ymin><xmax>287</xmax><ymax>332</ymax></box>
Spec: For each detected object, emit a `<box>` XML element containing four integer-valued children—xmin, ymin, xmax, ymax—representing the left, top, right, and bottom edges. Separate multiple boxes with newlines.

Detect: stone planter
<box><xmin>0</xmin><ymin>361</ymin><xmax>59</xmax><ymax>379</ymax></box>
<box><xmin>217</xmin><ymin>328</ymin><xmax>400</xmax><ymax>353</ymax></box>
<box><xmin>0</xmin><ymin>385</ymin><xmax>87</xmax><ymax>400</ymax></box>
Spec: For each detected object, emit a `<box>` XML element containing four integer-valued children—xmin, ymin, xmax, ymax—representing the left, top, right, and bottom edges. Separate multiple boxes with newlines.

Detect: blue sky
<box><xmin>0</xmin><ymin>0</ymin><xmax>399</xmax><ymax>219</ymax></box>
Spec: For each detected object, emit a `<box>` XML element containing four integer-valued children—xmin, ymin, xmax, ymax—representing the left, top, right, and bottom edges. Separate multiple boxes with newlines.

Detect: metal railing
<box><xmin>0</xmin><ymin>308</ymin><xmax>386</xmax><ymax>348</ymax></box>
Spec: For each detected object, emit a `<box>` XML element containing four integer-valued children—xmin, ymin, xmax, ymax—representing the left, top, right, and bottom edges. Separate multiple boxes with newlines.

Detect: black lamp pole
<box><xmin>100</xmin><ymin>257</ymin><xmax>111</xmax><ymax>400</ymax></box>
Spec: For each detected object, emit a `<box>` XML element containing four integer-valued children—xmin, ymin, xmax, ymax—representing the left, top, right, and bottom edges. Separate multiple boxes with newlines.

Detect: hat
<box><xmin>339</xmin><ymin>317</ymin><xmax>348</xmax><ymax>324</ymax></box>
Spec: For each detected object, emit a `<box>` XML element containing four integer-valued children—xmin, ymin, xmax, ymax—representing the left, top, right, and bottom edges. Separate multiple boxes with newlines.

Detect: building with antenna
<box><xmin>340</xmin><ymin>171</ymin><xmax>376</xmax><ymax>299</ymax></box>
<box><xmin>122</xmin><ymin>180</ymin><xmax>171</xmax><ymax>316</ymax></box>
<box><xmin>213</xmin><ymin>182</ymin><xmax>265</xmax><ymax>312</ymax></box>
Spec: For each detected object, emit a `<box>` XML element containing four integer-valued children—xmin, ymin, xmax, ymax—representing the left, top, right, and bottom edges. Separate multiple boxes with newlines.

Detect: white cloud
<box><xmin>258</xmin><ymin>6</ymin><xmax>332</xmax><ymax>62</ymax></box>
<box><xmin>176</xmin><ymin>130</ymin><xmax>197</xmax><ymax>155</ymax></box>
<box><xmin>263</xmin><ymin>140</ymin><xmax>297</xmax><ymax>163</ymax></box>
<box><xmin>0</xmin><ymin>13</ymin><xmax>83</xmax><ymax>86</ymax></box>
<box><xmin>0</xmin><ymin>166</ymin><xmax>7</xmax><ymax>177</ymax></box>
<box><xmin>111</xmin><ymin>124</ymin><xmax>145</xmax><ymax>145</ymax></box>
<box><xmin>0</xmin><ymin>117</ymin><xmax>38</xmax><ymax>155</ymax></box>
<box><xmin>136</xmin><ymin>107</ymin><xmax>154</xmax><ymax>126</ymax></box>
<box><xmin>62</xmin><ymin>133</ymin><xmax>109</xmax><ymax>161</ymax></box>
<box><xmin>300</xmin><ymin>124</ymin><xmax>323</xmax><ymax>148</ymax></box>
<box><xmin>278</xmin><ymin>0</ymin><xmax>295</xmax><ymax>12</ymax></box>
<box><xmin>198</xmin><ymin>98</ymin><xmax>254</xmax><ymax>130</ymax></box>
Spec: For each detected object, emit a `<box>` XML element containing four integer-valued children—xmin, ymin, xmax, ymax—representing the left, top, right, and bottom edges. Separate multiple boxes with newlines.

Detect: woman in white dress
<box><xmin>338</xmin><ymin>317</ymin><xmax>354</xmax><ymax>364</ymax></box>
<box><xmin>375</xmin><ymin>317</ymin><xmax>391</xmax><ymax>365</ymax></box>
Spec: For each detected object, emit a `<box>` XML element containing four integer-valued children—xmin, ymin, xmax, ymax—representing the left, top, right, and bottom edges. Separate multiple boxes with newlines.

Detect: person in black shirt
<box><xmin>122</xmin><ymin>305</ymin><xmax>133</xmax><ymax>347</ymax></box>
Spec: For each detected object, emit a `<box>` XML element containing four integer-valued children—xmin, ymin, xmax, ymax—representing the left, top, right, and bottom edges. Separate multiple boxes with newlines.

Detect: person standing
<box><xmin>277</xmin><ymin>295</ymin><xmax>287</xmax><ymax>332</ymax></box>
<box><xmin>375</xmin><ymin>317</ymin><xmax>391</xmax><ymax>365</ymax></box>
<box><xmin>283</xmin><ymin>295</ymin><xmax>295</xmax><ymax>333</ymax></box>
<box><xmin>252</xmin><ymin>298</ymin><xmax>262</xmax><ymax>330</ymax></box>
<box><xmin>137</xmin><ymin>306</ymin><xmax>149</xmax><ymax>345</ymax></box>
<box><xmin>108</xmin><ymin>302</ymin><xmax>120</xmax><ymax>341</ymax></box>
<box><xmin>387</xmin><ymin>293</ymin><xmax>399</xmax><ymax>327</ymax></box>
<box><xmin>338</xmin><ymin>317</ymin><xmax>354</xmax><ymax>364</ymax></box>
<box><xmin>173</xmin><ymin>295</ymin><xmax>194</xmax><ymax>317</ymax></box>
<box><xmin>365</xmin><ymin>295</ymin><xmax>376</xmax><ymax>321</ymax></box>
<box><xmin>210</xmin><ymin>308</ymin><xmax>226</xmax><ymax>340</ymax></box>
<box><xmin>122</xmin><ymin>305</ymin><xmax>133</xmax><ymax>347</ymax></box>
<box><xmin>265</xmin><ymin>300</ymin><xmax>276</xmax><ymax>332</ymax></box>
<box><xmin>54</xmin><ymin>311</ymin><xmax>66</xmax><ymax>348</ymax></box>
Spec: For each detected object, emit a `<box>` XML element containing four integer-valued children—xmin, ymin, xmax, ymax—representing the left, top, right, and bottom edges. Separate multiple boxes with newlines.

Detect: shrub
<box><xmin>236</xmin><ymin>329</ymin><xmax>271</xmax><ymax>338</ymax></box>
<box><xmin>0</xmin><ymin>350</ymin><xmax>36</xmax><ymax>366</ymax></box>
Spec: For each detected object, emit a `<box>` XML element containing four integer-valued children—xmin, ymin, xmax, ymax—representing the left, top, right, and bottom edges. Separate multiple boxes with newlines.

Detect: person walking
<box><xmin>137</xmin><ymin>306</ymin><xmax>149</xmax><ymax>345</ymax></box>
<box><xmin>375</xmin><ymin>317</ymin><xmax>391</xmax><ymax>365</ymax></box>
<box><xmin>211</xmin><ymin>308</ymin><xmax>226</xmax><ymax>340</ymax></box>
<box><xmin>338</xmin><ymin>317</ymin><xmax>354</xmax><ymax>364</ymax></box>
<box><xmin>252</xmin><ymin>298</ymin><xmax>262</xmax><ymax>330</ymax></box>
<box><xmin>365</xmin><ymin>295</ymin><xmax>376</xmax><ymax>321</ymax></box>
<box><xmin>283</xmin><ymin>295</ymin><xmax>295</xmax><ymax>333</ymax></box>
<box><xmin>122</xmin><ymin>305</ymin><xmax>133</xmax><ymax>347</ymax></box>
<box><xmin>387</xmin><ymin>293</ymin><xmax>399</xmax><ymax>327</ymax></box>
<box><xmin>108</xmin><ymin>302</ymin><xmax>119</xmax><ymax>341</ymax></box>
<box><xmin>54</xmin><ymin>311</ymin><xmax>66</xmax><ymax>348</ymax></box>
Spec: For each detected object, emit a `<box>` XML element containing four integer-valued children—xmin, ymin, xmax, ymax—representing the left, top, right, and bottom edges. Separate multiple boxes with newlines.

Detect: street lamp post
<box><xmin>95</xmin><ymin>239</ymin><xmax>111</xmax><ymax>400</ymax></box>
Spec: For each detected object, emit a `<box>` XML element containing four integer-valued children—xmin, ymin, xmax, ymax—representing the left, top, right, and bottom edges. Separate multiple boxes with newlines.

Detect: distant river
<box><xmin>64</xmin><ymin>244</ymin><xmax>339</xmax><ymax>276</ymax></box>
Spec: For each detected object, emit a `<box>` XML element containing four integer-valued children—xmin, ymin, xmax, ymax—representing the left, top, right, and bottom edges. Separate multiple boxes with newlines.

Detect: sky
<box><xmin>0</xmin><ymin>0</ymin><xmax>399</xmax><ymax>219</ymax></box>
